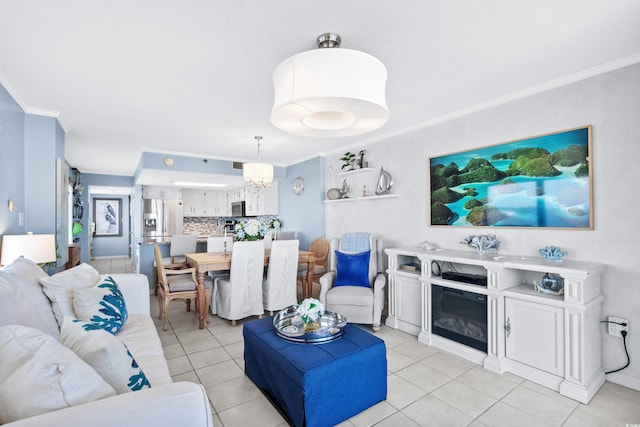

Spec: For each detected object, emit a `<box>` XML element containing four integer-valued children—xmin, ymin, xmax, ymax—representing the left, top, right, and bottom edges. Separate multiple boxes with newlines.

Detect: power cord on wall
<box><xmin>600</xmin><ymin>320</ymin><xmax>631</xmax><ymax>374</ymax></box>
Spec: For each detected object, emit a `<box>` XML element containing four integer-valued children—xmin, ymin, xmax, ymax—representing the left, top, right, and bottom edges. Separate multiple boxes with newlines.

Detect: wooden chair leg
<box><xmin>163</xmin><ymin>299</ymin><xmax>170</xmax><ymax>331</ymax></box>
<box><xmin>231</xmin><ymin>319</ymin><xmax>237</xmax><ymax>326</ymax></box>
<box><xmin>186</xmin><ymin>298</ymin><xmax>191</xmax><ymax>312</ymax></box>
<box><xmin>157</xmin><ymin>295</ymin><xmax>163</xmax><ymax>321</ymax></box>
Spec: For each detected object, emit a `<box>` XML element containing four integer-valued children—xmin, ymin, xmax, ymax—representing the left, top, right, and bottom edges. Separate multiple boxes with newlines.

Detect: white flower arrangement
<box><xmin>296</xmin><ymin>298</ymin><xmax>324</xmax><ymax>325</ymax></box>
<box><xmin>268</xmin><ymin>217</ymin><xmax>281</xmax><ymax>230</ymax></box>
<box><xmin>461</xmin><ymin>234</ymin><xmax>501</xmax><ymax>254</ymax></box>
<box><xmin>234</xmin><ymin>219</ymin><xmax>266</xmax><ymax>241</ymax></box>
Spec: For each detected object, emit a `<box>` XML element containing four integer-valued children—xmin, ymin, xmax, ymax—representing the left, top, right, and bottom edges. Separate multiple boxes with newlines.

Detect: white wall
<box><xmin>325</xmin><ymin>63</ymin><xmax>640</xmax><ymax>390</ymax></box>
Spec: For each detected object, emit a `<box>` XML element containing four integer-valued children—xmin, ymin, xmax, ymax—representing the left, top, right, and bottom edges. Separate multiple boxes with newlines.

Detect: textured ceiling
<box><xmin>1</xmin><ymin>0</ymin><xmax>639</xmax><ymax>183</ymax></box>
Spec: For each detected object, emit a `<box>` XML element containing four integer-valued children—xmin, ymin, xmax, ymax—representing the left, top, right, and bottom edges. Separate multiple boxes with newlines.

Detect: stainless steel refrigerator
<box><xmin>142</xmin><ymin>199</ymin><xmax>184</xmax><ymax>238</ymax></box>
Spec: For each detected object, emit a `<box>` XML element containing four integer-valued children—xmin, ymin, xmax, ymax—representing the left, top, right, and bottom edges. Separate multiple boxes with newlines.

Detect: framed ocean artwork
<box><xmin>429</xmin><ymin>126</ymin><xmax>593</xmax><ymax>229</ymax></box>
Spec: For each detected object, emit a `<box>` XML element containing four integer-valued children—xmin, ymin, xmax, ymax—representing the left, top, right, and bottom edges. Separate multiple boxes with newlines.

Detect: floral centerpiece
<box><xmin>461</xmin><ymin>234</ymin><xmax>501</xmax><ymax>255</ymax></box>
<box><xmin>234</xmin><ymin>219</ymin><xmax>266</xmax><ymax>241</ymax></box>
<box><xmin>296</xmin><ymin>298</ymin><xmax>324</xmax><ymax>331</ymax></box>
<box><xmin>268</xmin><ymin>217</ymin><xmax>281</xmax><ymax>230</ymax></box>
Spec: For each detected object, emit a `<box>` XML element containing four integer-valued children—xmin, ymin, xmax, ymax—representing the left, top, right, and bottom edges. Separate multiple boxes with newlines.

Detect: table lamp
<box><xmin>0</xmin><ymin>233</ymin><xmax>56</xmax><ymax>266</ymax></box>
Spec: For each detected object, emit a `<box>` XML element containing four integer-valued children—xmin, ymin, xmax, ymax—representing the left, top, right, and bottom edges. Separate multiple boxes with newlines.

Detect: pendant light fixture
<box><xmin>271</xmin><ymin>33</ymin><xmax>389</xmax><ymax>137</ymax></box>
<box><xmin>243</xmin><ymin>136</ymin><xmax>274</xmax><ymax>190</ymax></box>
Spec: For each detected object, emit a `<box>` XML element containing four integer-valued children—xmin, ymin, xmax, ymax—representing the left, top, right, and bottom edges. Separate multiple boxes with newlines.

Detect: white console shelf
<box><xmin>385</xmin><ymin>247</ymin><xmax>606</xmax><ymax>404</ymax></box>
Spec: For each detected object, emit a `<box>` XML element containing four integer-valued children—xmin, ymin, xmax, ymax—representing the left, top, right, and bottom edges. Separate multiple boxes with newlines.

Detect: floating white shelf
<box><xmin>337</xmin><ymin>168</ymin><xmax>375</xmax><ymax>177</ymax></box>
<box><xmin>324</xmin><ymin>194</ymin><xmax>399</xmax><ymax>203</ymax></box>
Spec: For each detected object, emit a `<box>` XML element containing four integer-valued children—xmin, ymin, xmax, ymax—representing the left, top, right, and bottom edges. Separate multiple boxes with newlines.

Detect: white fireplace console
<box><xmin>385</xmin><ymin>247</ymin><xmax>605</xmax><ymax>403</ymax></box>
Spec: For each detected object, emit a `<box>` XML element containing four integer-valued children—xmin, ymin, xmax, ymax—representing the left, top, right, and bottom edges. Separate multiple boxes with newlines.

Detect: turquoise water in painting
<box><xmin>431</xmin><ymin>128</ymin><xmax>591</xmax><ymax>228</ymax></box>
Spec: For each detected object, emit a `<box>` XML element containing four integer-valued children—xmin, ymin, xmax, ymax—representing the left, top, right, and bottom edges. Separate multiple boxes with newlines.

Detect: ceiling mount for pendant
<box><xmin>316</xmin><ymin>32</ymin><xmax>341</xmax><ymax>49</ymax></box>
<box><xmin>271</xmin><ymin>32</ymin><xmax>389</xmax><ymax>138</ymax></box>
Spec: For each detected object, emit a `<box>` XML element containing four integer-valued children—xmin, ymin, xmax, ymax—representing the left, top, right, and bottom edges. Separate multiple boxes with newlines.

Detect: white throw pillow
<box><xmin>61</xmin><ymin>318</ymin><xmax>152</xmax><ymax>394</ymax></box>
<box><xmin>74</xmin><ymin>276</ymin><xmax>128</xmax><ymax>334</ymax></box>
<box><xmin>0</xmin><ymin>325</ymin><xmax>115</xmax><ymax>424</ymax></box>
<box><xmin>0</xmin><ymin>257</ymin><xmax>59</xmax><ymax>338</ymax></box>
<box><xmin>40</xmin><ymin>263</ymin><xmax>101</xmax><ymax>327</ymax></box>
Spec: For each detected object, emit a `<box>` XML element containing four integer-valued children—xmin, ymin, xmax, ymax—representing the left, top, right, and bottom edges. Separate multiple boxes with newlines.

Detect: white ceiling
<box><xmin>1</xmin><ymin>1</ymin><xmax>639</xmax><ymax>184</ymax></box>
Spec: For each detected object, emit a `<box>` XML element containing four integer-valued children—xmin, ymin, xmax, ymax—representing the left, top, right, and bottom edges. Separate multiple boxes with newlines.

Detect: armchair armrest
<box><xmin>318</xmin><ymin>271</ymin><xmax>336</xmax><ymax>305</ymax></box>
<box><xmin>5</xmin><ymin>382</ymin><xmax>213</xmax><ymax>427</ymax></box>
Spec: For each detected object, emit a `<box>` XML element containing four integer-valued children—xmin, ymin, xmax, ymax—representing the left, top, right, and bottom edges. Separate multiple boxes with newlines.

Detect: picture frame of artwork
<box><xmin>93</xmin><ymin>198</ymin><xmax>122</xmax><ymax>236</ymax></box>
<box><xmin>429</xmin><ymin>126</ymin><xmax>593</xmax><ymax>229</ymax></box>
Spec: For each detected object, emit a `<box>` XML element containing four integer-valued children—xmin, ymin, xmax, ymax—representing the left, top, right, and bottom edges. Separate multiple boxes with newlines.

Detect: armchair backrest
<box><xmin>169</xmin><ymin>234</ymin><xmax>198</xmax><ymax>256</ymax></box>
<box><xmin>329</xmin><ymin>233</ymin><xmax>379</xmax><ymax>285</ymax></box>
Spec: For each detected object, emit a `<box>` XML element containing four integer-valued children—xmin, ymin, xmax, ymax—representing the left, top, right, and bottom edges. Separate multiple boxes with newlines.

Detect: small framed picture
<box><xmin>94</xmin><ymin>198</ymin><xmax>121</xmax><ymax>236</ymax></box>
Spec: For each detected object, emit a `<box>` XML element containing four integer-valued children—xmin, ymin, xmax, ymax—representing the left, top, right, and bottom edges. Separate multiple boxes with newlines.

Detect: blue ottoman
<box><xmin>243</xmin><ymin>316</ymin><xmax>387</xmax><ymax>427</ymax></box>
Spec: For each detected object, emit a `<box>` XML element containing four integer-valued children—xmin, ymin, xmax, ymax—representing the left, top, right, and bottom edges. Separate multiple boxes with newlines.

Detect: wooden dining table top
<box><xmin>186</xmin><ymin>249</ymin><xmax>315</xmax><ymax>273</ymax></box>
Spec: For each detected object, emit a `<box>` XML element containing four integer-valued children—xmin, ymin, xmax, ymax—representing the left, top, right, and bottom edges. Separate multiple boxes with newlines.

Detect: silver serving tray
<box><xmin>273</xmin><ymin>305</ymin><xmax>347</xmax><ymax>344</ymax></box>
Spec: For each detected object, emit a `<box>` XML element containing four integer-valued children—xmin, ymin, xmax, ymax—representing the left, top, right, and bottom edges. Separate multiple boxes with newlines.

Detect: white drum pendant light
<box><xmin>271</xmin><ymin>33</ymin><xmax>389</xmax><ymax>137</ymax></box>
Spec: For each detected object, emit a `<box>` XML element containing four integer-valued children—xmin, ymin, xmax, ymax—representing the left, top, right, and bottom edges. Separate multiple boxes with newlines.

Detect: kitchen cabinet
<box><xmin>142</xmin><ymin>186</ymin><xmax>181</xmax><ymax>200</ymax></box>
<box><xmin>182</xmin><ymin>189</ymin><xmax>227</xmax><ymax>216</ymax></box>
<box><xmin>244</xmin><ymin>182</ymin><xmax>279</xmax><ymax>216</ymax></box>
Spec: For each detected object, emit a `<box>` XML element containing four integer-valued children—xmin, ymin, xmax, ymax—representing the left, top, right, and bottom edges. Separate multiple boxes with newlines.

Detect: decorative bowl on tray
<box><xmin>273</xmin><ymin>305</ymin><xmax>347</xmax><ymax>344</ymax></box>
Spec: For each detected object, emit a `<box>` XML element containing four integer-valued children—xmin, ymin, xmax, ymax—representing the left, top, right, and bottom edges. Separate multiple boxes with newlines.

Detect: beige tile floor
<box><xmin>92</xmin><ymin>257</ymin><xmax>640</xmax><ymax>426</ymax></box>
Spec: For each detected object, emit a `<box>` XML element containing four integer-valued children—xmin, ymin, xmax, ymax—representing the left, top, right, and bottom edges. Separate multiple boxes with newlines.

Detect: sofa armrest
<box><xmin>5</xmin><ymin>382</ymin><xmax>213</xmax><ymax>427</ymax></box>
<box><xmin>103</xmin><ymin>274</ymin><xmax>150</xmax><ymax>316</ymax></box>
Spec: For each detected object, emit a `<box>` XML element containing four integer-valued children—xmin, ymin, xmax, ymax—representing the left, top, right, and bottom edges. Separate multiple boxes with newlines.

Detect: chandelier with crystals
<box><xmin>243</xmin><ymin>136</ymin><xmax>274</xmax><ymax>190</ymax></box>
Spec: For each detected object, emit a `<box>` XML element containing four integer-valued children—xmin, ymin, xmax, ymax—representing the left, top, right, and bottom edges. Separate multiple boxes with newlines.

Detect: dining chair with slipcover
<box><xmin>212</xmin><ymin>240</ymin><xmax>265</xmax><ymax>326</ymax></box>
<box><xmin>318</xmin><ymin>232</ymin><xmax>386</xmax><ymax>331</ymax></box>
<box><xmin>154</xmin><ymin>244</ymin><xmax>210</xmax><ymax>331</ymax></box>
<box><xmin>263</xmin><ymin>239</ymin><xmax>300</xmax><ymax>315</ymax></box>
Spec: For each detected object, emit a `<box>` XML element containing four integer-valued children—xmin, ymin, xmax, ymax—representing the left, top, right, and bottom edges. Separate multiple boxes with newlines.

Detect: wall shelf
<box><xmin>337</xmin><ymin>167</ymin><xmax>375</xmax><ymax>177</ymax></box>
<box><xmin>324</xmin><ymin>194</ymin><xmax>399</xmax><ymax>203</ymax></box>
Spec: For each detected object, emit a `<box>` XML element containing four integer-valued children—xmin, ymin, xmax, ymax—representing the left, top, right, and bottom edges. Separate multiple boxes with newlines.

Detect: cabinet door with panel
<box><xmin>505</xmin><ymin>297</ymin><xmax>564</xmax><ymax>376</ymax></box>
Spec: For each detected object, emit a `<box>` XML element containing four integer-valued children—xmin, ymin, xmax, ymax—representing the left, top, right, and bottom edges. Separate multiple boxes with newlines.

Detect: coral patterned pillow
<box><xmin>61</xmin><ymin>318</ymin><xmax>151</xmax><ymax>394</ymax></box>
<box><xmin>73</xmin><ymin>276</ymin><xmax>128</xmax><ymax>334</ymax></box>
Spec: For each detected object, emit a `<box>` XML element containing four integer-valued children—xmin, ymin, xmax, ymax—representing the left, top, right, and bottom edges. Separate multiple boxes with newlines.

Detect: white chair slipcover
<box><xmin>212</xmin><ymin>241</ymin><xmax>265</xmax><ymax>325</ymax></box>
<box><xmin>262</xmin><ymin>239</ymin><xmax>299</xmax><ymax>314</ymax></box>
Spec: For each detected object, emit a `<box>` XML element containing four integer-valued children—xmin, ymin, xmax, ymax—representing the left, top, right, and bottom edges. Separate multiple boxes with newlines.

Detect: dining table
<box><xmin>186</xmin><ymin>249</ymin><xmax>316</xmax><ymax>329</ymax></box>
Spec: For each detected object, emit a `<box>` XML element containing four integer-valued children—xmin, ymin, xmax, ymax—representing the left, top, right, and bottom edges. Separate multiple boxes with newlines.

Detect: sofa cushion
<box><xmin>334</xmin><ymin>250</ymin><xmax>371</xmax><ymax>288</ymax></box>
<box><xmin>74</xmin><ymin>276</ymin><xmax>128</xmax><ymax>334</ymax></box>
<box><xmin>61</xmin><ymin>318</ymin><xmax>151</xmax><ymax>394</ymax></box>
<box><xmin>0</xmin><ymin>325</ymin><xmax>115</xmax><ymax>424</ymax></box>
<box><xmin>117</xmin><ymin>315</ymin><xmax>172</xmax><ymax>386</ymax></box>
<box><xmin>0</xmin><ymin>257</ymin><xmax>59</xmax><ymax>338</ymax></box>
<box><xmin>40</xmin><ymin>263</ymin><xmax>101</xmax><ymax>327</ymax></box>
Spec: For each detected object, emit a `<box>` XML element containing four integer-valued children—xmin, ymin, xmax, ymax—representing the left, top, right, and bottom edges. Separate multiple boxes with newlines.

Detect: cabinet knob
<box><xmin>504</xmin><ymin>318</ymin><xmax>511</xmax><ymax>337</ymax></box>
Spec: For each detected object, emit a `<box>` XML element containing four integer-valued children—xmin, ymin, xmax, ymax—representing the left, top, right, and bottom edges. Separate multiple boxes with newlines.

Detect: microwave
<box><xmin>231</xmin><ymin>201</ymin><xmax>246</xmax><ymax>217</ymax></box>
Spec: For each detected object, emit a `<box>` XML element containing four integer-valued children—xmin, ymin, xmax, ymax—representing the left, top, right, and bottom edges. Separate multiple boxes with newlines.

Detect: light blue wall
<box><xmin>24</xmin><ymin>114</ymin><xmax>57</xmax><ymax>234</ymax></box>
<box><xmin>278</xmin><ymin>156</ymin><xmax>325</xmax><ymax>250</ymax></box>
<box><xmin>0</xmin><ymin>84</ymin><xmax>25</xmax><ymax>235</ymax></box>
<box><xmin>78</xmin><ymin>173</ymin><xmax>134</xmax><ymax>260</ymax></box>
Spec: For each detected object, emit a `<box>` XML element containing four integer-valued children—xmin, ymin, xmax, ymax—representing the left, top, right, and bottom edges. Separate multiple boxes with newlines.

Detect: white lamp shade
<box><xmin>271</xmin><ymin>48</ymin><xmax>389</xmax><ymax>137</ymax></box>
<box><xmin>243</xmin><ymin>162</ymin><xmax>274</xmax><ymax>188</ymax></box>
<box><xmin>0</xmin><ymin>234</ymin><xmax>56</xmax><ymax>265</ymax></box>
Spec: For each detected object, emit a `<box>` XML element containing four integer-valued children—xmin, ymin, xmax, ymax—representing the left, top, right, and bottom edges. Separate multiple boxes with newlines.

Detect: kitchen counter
<box><xmin>140</xmin><ymin>233</ymin><xmax>234</xmax><ymax>245</ymax></box>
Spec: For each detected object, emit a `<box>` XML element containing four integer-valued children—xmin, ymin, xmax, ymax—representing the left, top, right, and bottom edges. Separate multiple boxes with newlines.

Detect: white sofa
<box><xmin>0</xmin><ymin>257</ymin><xmax>213</xmax><ymax>427</ymax></box>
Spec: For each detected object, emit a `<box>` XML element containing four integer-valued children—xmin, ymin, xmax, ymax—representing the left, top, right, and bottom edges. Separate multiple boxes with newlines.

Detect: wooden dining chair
<box><xmin>297</xmin><ymin>237</ymin><xmax>330</xmax><ymax>297</ymax></box>
<box><xmin>154</xmin><ymin>244</ymin><xmax>210</xmax><ymax>331</ymax></box>
<box><xmin>154</xmin><ymin>234</ymin><xmax>198</xmax><ymax>295</ymax></box>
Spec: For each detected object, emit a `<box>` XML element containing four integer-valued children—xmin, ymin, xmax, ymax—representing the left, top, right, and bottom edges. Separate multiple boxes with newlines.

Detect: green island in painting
<box><xmin>429</xmin><ymin>127</ymin><xmax>592</xmax><ymax>228</ymax></box>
